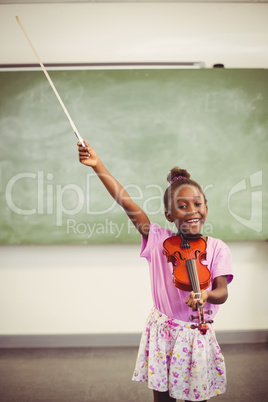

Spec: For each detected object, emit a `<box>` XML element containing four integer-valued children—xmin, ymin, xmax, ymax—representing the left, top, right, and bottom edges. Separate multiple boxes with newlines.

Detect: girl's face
<box><xmin>165</xmin><ymin>184</ymin><xmax>208</xmax><ymax>236</ymax></box>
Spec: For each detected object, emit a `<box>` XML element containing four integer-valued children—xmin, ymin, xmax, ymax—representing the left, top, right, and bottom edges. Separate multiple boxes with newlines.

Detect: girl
<box><xmin>78</xmin><ymin>141</ymin><xmax>233</xmax><ymax>402</ymax></box>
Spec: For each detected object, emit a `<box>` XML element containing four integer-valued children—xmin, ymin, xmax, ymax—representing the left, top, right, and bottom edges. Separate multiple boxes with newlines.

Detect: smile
<box><xmin>186</xmin><ymin>218</ymin><xmax>200</xmax><ymax>223</ymax></box>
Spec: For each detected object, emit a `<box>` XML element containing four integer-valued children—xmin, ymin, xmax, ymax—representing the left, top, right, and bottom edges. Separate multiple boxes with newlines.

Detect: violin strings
<box><xmin>186</xmin><ymin>257</ymin><xmax>201</xmax><ymax>299</ymax></box>
<box><xmin>182</xmin><ymin>238</ymin><xmax>207</xmax><ymax>330</ymax></box>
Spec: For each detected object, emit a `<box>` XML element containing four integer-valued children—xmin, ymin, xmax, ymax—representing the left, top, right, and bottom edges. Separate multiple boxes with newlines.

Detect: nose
<box><xmin>186</xmin><ymin>206</ymin><xmax>197</xmax><ymax>215</ymax></box>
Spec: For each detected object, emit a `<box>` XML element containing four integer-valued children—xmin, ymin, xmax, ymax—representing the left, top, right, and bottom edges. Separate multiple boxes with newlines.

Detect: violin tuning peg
<box><xmin>206</xmin><ymin>320</ymin><xmax>214</xmax><ymax>324</ymax></box>
<box><xmin>205</xmin><ymin>310</ymin><xmax>213</xmax><ymax>315</ymax></box>
<box><xmin>190</xmin><ymin>324</ymin><xmax>198</xmax><ymax>330</ymax></box>
<box><xmin>189</xmin><ymin>315</ymin><xmax>198</xmax><ymax>321</ymax></box>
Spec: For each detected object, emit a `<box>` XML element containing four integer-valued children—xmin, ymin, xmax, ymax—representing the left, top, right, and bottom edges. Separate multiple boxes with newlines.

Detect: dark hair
<box><xmin>163</xmin><ymin>167</ymin><xmax>207</xmax><ymax>212</ymax></box>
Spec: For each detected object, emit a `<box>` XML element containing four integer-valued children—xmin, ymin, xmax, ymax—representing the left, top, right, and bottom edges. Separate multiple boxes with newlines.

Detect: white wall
<box><xmin>1</xmin><ymin>2</ymin><xmax>268</xmax><ymax>67</ymax></box>
<box><xmin>0</xmin><ymin>2</ymin><xmax>268</xmax><ymax>336</ymax></box>
<box><xmin>1</xmin><ymin>241</ymin><xmax>268</xmax><ymax>335</ymax></box>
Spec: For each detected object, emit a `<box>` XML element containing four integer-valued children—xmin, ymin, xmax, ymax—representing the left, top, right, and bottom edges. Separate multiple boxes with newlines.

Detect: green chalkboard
<box><xmin>0</xmin><ymin>69</ymin><xmax>267</xmax><ymax>244</ymax></box>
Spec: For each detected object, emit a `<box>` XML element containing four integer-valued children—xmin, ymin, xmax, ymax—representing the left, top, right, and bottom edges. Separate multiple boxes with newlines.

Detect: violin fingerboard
<box><xmin>186</xmin><ymin>259</ymin><xmax>201</xmax><ymax>295</ymax></box>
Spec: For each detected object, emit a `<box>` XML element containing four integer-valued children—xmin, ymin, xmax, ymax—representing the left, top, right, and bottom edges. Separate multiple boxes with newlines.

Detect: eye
<box><xmin>178</xmin><ymin>204</ymin><xmax>186</xmax><ymax>209</ymax></box>
<box><xmin>195</xmin><ymin>202</ymin><xmax>202</xmax><ymax>207</ymax></box>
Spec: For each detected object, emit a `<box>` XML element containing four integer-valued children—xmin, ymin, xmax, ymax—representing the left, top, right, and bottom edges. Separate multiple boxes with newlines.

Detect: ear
<box><xmin>165</xmin><ymin>211</ymin><xmax>174</xmax><ymax>223</ymax></box>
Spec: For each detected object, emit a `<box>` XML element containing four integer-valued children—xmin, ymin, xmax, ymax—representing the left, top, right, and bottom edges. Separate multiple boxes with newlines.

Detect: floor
<box><xmin>0</xmin><ymin>343</ymin><xmax>267</xmax><ymax>402</ymax></box>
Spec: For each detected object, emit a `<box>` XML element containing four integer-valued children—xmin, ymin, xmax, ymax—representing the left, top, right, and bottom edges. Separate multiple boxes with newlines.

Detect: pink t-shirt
<box><xmin>141</xmin><ymin>223</ymin><xmax>233</xmax><ymax>322</ymax></box>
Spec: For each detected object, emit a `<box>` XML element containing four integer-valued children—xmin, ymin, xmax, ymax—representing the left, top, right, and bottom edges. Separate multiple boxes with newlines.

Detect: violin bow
<box><xmin>16</xmin><ymin>16</ymin><xmax>86</xmax><ymax>147</ymax></box>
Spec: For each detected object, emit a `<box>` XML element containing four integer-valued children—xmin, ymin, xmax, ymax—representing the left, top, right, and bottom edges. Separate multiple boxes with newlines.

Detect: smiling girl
<box><xmin>78</xmin><ymin>141</ymin><xmax>233</xmax><ymax>402</ymax></box>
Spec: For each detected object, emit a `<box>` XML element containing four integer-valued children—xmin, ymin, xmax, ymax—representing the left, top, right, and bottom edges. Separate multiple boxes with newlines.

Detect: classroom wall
<box><xmin>0</xmin><ymin>2</ymin><xmax>268</xmax><ymax>341</ymax></box>
<box><xmin>1</xmin><ymin>2</ymin><xmax>268</xmax><ymax>68</ymax></box>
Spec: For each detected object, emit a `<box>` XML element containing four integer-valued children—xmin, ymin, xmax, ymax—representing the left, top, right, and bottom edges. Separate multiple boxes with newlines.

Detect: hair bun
<box><xmin>167</xmin><ymin>167</ymin><xmax>191</xmax><ymax>184</ymax></box>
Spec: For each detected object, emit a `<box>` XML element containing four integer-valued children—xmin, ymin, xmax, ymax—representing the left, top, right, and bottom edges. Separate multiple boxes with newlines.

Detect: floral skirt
<box><xmin>132</xmin><ymin>308</ymin><xmax>226</xmax><ymax>401</ymax></box>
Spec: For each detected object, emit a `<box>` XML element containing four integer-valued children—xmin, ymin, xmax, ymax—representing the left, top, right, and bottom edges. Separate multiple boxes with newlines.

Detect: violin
<box><xmin>163</xmin><ymin>234</ymin><xmax>213</xmax><ymax>335</ymax></box>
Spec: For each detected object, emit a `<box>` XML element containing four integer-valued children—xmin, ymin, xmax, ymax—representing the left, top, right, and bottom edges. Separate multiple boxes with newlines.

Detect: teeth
<box><xmin>187</xmin><ymin>219</ymin><xmax>199</xmax><ymax>223</ymax></box>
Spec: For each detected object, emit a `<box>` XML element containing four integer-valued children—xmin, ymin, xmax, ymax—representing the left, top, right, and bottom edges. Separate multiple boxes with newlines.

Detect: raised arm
<box><xmin>78</xmin><ymin>140</ymin><xmax>150</xmax><ymax>240</ymax></box>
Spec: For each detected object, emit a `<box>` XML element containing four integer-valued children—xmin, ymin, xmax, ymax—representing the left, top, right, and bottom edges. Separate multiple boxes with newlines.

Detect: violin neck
<box><xmin>186</xmin><ymin>259</ymin><xmax>201</xmax><ymax>300</ymax></box>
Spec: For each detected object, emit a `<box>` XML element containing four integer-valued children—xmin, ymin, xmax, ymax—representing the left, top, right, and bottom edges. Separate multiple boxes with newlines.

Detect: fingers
<box><xmin>185</xmin><ymin>291</ymin><xmax>195</xmax><ymax>309</ymax></box>
<box><xmin>186</xmin><ymin>291</ymin><xmax>205</xmax><ymax>311</ymax></box>
<box><xmin>77</xmin><ymin>140</ymin><xmax>89</xmax><ymax>151</ymax></box>
<box><xmin>190</xmin><ymin>292</ymin><xmax>198</xmax><ymax>311</ymax></box>
<box><xmin>79</xmin><ymin>146</ymin><xmax>90</xmax><ymax>156</ymax></box>
<box><xmin>77</xmin><ymin>140</ymin><xmax>99</xmax><ymax>168</ymax></box>
<box><xmin>83</xmin><ymin>139</ymin><xmax>90</xmax><ymax>148</ymax></box>
<box><xmin>77</xmin><ymin>140</ymin><xmax>89</xmax><ymax>154</ymax></box>
<box><xmin>77</xmin><ymin>139</ymin><xmax>89</xmax><ymax>146</ymax></box>
<box><xmin>76</xmin><ymin>141</ymin><xmax>89</xmax><ymax>165</ymax></box>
